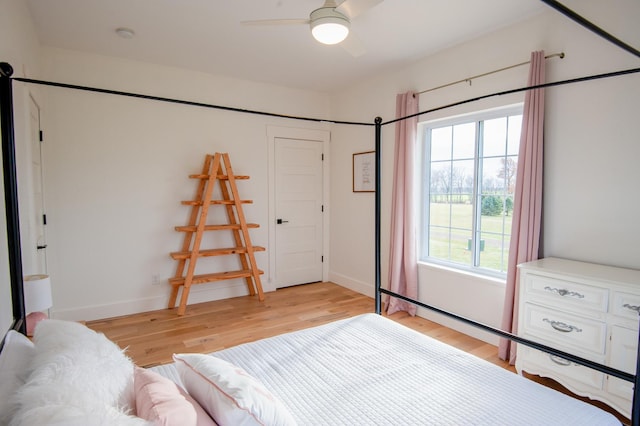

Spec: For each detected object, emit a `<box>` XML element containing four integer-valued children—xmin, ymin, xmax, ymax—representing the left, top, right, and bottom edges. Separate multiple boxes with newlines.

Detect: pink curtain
<box><xmin>498</xmin><ymin>51</ymin><xmax>546</xmax><ymax>363</ymax></box>
<box><xmin>386</xmin><ymin>91</ymin><xmax>419</xmax><ymax>316</ymax></box>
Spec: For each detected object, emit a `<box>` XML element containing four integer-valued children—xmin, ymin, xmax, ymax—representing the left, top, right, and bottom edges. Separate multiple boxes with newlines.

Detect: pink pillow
<box><xmin>134</xmin><ymin>367</ymin><xmax>216</xmax><ymax>426</ymax></box>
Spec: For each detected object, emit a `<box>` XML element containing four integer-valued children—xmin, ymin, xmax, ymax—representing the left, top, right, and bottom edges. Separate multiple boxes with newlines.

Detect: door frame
<box><xmin>28</xmin><ymin>94</ymin><xmax>47</xmax><ymax>274</ymax></box>
<box><xmin>267</xmin><ymin>126</ymin><xmax>330</xmax><ymax>292</ymax></box>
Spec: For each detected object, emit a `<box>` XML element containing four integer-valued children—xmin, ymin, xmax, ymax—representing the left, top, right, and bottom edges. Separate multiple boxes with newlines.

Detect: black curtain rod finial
<box><xmin>0</xmin><ymin>63</ymin><xmax>14</xmax><ymax>78</ymax></box>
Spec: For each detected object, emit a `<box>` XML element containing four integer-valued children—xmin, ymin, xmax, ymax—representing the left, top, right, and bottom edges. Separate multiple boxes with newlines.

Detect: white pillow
<box><xmin>0</xmin><ymin>330</ymin><xmax>36</xmax><ymax>423</ymax></box>
<box><xmin>9</xmin><ymin>392</ymin><xmax>150</xmax><ymax>426</ymax></box>
<box><xmin>174</xmin><ymin>353</ymin><xmax>297</xmax><ymax>426</ymax></box>
<box><xmin>9</xmin><ymin>320</ymin><xmax>138</xmax><ymax>425</ymax></box>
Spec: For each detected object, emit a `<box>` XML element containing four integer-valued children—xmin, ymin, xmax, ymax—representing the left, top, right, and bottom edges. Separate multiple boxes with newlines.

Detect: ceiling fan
<box><xmin>241</xmin><ymin>0</ymin><xmax>383</xmax><ymax>57</ymax></box>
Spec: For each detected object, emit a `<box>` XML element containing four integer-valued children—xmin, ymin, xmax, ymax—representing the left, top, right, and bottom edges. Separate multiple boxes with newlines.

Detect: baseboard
<box><xmin>328</xmin><ymin>272</ymin><xmax>374</xmax><ymax>298</ymax></box>
<box><xmin>52</xmin><ymin>281</ymin><xmax>257</xmax><ymax>322</ymax></box>
<box><xmin>416</xmin><ymin>307</ymin><xmax>499</xmax><ymax>345</ymax></box>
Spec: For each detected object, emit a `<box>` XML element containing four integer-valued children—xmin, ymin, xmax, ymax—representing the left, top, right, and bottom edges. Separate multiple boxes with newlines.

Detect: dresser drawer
<box><xmin>612</xmin><ymin>291</ymin><xmax>640</xmax><ymax>320</ymax></box>
<box><xmin>519</xmin><ymin>345</ymin><xmax>604</xmax><ymax>389</ymax></box>
<box><xmin>522</xmin><ymin>273</ymin><xmax>608</xmax><ymax>312</ymax></box>
<box><xmin>521</xmin><ymin>303</ymin><xmax>607</xmax><ymax>354</ymax></box>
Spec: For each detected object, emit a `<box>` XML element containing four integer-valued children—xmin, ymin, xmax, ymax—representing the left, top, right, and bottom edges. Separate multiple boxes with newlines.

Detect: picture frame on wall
<box><xmin>353</xmin><ymin>151</ymin><xmax>375</xmax><ymax>192</ymax></box>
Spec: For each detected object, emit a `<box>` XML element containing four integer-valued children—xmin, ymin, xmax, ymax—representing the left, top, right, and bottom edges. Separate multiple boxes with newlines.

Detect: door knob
<box><xmin>276</xmin><ymin>219</ymin><xmax>289</xmax><ymax>224</ymax></box>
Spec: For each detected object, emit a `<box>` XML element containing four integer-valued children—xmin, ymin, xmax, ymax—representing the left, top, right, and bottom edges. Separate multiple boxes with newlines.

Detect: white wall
<box><xmin>329</xmin><ymin>8</ymin><xmax>640</xmax><ymax>343</ymax></box>
<box><xmin>0</xmin><ymin>0</ymin><xmax>44</xmax><ymax>332</ymax></box>
<box><xmin>39</xmin><ymin>48</ymin><xmax>331</xmax><ymax>321</ymax></box>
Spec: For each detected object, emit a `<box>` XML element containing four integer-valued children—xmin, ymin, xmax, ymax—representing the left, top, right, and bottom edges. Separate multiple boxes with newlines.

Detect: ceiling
<box><xmin>23</xmin><ymin>0</ymin><xmax>634</xmax><ymax>94</ymax></box>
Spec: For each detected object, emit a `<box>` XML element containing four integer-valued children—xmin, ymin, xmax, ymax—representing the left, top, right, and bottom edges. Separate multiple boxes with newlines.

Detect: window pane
<box><xmin>478</xmin><ymin>231</ymin><xmax>508</xmax><ymax>273</ymax></box>
<box><xmin>504</xmin><ymin>195</ymin><xmax>514</xmax><ymax>216</ymax></box>
<box><xmin>507</xmin><ymin>115</ymin><xmax>522</xmax><ymax>155</ymax></box>
<box><xmin>429</xmin><ymin>224</ymin><xmax>471</xmax><ymax>266</ymax></box>
<box><xmin>429</xmin><ymin>200</ymin><xmax>472</xmax><ymax>266</ymax></box>
<box><xmin>479</xmin><ymin>202</ymin><xmax>505</xmax><ymax>234</ymax></box>
<box><xmin>428</xmin><ymin>226</ymin><xmax>451</xmax><ymax>260</ymax></box>
<box><xmin>481</xmin><ymin>156</ymin><xmax>518</xmax><ymax>195</ymax></box>
<box><xmin>450</xmin><ymin>229</ymin><xmax>472</xmax><ymax>266</ymax></box>
<box><xmin>450</xmin><ymin>203</ymin><xmax>472</xmax><ymax>240</ymax></box>
<box><xmin>481</xmin><ymin>157</ymin><xmax>508</xmax><ymax>194</ymax></box>
<box><xmin>430</xmin><ymin>126</ymin><xmax>452</xmax><ymax>161</ymax></box>
<box><xmin>503</xmin><ymin>156</ymin><xmax>517</xmax><ymax>195</ymax></box>
<box><xmin>430</xmin><ymin>162</ymin><xmax>451</xmax><ymax>198</ymax></box>
<box><xmin>478</xmin><ymin>195</ymin><xmax>512</xmax><ymax>273</ymax></box>
<box><xmin>452</xmin><ymin>122</ymin><xmax>475</xmax><ymax>160</ymax></box>
<box><xmin>429</xmin><ymin>198</ymin><xmax>450</xmax><ymax>228</ymax></box>
<box><xmin>449</xmin><ymin>159</ymin><xmax>473</xmax><ymax>205</ymax></box>
<box><xmin>482</xmin><ymin>117</ymin><xmax>507</xmax><ymax>157</ymax></box>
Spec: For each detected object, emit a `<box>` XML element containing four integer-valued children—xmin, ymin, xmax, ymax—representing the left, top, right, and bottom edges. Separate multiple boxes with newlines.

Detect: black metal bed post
<box><xmin>633</xmin><ymin>323</ymin><xmax>640</xmax><ymax>426</ymax></box>
<box><xmin>539</xmin><ymin>0</ymin><xmax>640</xmax><ymax>58</ymax></box>
<box><xmin>0</xmin><ymin>63</ymin><xmax>26</xmax><ymax>334</ymax></box>
<box><xmin>374</xmin><ymin>117</ymin><xmax>382</xmax><ymax>315</ymax></box>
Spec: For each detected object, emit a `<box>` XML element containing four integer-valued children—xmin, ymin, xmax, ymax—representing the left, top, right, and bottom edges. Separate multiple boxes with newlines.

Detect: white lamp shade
<box><xmin>311</xmin><ymin>19</ymin><xmax>350</xmax><ymax>44</ymax></box>
<box><xmin>24</xmin><ymin>274</ymin><xmax>53</xmax><ymax>313</ymax></box>
<box><xmin>310</xmin><ymin>7</ymin><xmax>350</xmax><ymax>45</ymax></box>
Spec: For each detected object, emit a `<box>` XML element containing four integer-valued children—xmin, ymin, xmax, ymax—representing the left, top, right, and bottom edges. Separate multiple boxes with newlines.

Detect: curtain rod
<box><xmin>11</xmin><ymin>76</ymin><xmax>374</xmax><ymax>127</ymax></box>
<box><xmin>416</xmin><ymin>52</ymin><xmax>565</xmax><ymax>96</ymax></box>
<box><xmin>387</xmin><ymin>66</ymin><xmax>640</xmax><ymax>126</ymax></box>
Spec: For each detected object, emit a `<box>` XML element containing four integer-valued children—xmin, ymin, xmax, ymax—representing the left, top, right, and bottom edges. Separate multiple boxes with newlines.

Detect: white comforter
<box><xmin>152</xmin><ymin>313</ymin><xmax>621</xmax><ymax>425</ymax></box>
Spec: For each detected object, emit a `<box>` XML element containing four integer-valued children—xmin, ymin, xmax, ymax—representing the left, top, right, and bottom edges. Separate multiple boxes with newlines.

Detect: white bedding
<box><xmin>152</xmin><ymin>313</ymin><xmax>621</xmax><ymax>425</ymax></box>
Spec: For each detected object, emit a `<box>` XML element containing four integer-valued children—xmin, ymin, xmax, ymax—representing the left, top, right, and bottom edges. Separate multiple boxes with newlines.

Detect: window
<box><xmin>420</xmin><ymin>106</ymin><xmax>522</xmax><ymax>277</ymax></box>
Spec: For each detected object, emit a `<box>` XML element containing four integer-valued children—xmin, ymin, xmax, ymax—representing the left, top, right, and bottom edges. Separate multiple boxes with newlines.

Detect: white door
<box><xmin>28</xmin><ymin>96</ymin><xmax>47</xmax><ymax>273</ymax></box>
<box><xmin>275</xmin><ymin>138</ymin><xmax>323</xmax><ymax>288</ymax></box>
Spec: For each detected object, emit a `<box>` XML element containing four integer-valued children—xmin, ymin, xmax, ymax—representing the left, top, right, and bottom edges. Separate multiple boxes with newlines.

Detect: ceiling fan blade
<box><xmin>335</xmin><ymin>0</ymin><xmax>383</xmax><ymax>19</ymax></box>
<box><xmin>340</xmin><ymin>33</ymin><xmax>367</xmax><ymax>57</ymax></box>
<box><xmin>241</xmin><ymin>18</ymin><xmax>310</xmax><ymax>26</ymax></box>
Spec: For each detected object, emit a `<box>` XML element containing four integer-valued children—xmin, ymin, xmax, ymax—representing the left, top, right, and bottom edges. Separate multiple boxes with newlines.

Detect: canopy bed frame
<box><xmin>1</xmin><ymin>1</ymin><xmax>639</xmax><ymax>424</ymax></box>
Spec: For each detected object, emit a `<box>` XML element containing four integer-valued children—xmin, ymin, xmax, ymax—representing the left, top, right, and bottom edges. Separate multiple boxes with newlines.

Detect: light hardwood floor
<box><xmin>85</xmin><ymin>281</ymin><xmax>629</xmax><ymax>425</ymax></box>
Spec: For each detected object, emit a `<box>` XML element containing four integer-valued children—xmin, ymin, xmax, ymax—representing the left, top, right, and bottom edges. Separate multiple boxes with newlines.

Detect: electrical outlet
<box><xmin>151</xmin><ymin>274</ymin><xmax>161</xmax><ymax>285</ymax></box>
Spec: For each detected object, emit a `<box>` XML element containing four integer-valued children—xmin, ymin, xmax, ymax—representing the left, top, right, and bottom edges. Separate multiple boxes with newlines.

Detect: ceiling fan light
<box><xmin>312</xmin><ymin>20</ymin><xmax>349</xmax><ymax>44</ymax></box>
<box><xmin>310</xmin><ymin>7</ymin><xmax>350</xmax><ymax>45</ymax></box>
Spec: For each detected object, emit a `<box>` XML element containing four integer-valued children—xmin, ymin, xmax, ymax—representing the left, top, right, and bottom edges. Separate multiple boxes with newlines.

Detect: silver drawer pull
<box><xmin>543</xmin><ymin>318</ymin><xmax>582</xmax><ymax>333</ymax></box>
<box><xmin>549</xmin><ymin>355</ymin><xmax>572</xmax><ymax>366</ymax></box>
<box><xmin>544</xmin><ymin>286</ymin><xmax>585</xmax><ymax>298</ymax></box>
<box><xmin>623</xmin><ymin>303</ymin><xmax>640</xmax><ymax>313</ymax></box>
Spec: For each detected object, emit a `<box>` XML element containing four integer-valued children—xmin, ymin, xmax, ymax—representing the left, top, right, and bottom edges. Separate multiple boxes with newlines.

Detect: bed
<box><xmin>0</xmin><ymin>313</ymin><xmax>622</xmax><ymax>425</ymax></box>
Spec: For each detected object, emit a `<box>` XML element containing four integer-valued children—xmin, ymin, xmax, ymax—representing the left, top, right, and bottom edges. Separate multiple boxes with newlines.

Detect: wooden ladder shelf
<box><xmin>168</xmin><ymin>153</ymin><xmax>264</xmax><ymax>315</ymax></box>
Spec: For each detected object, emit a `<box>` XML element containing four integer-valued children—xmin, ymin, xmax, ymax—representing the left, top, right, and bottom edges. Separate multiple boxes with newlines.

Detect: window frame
<box><xmin>418</xmin><ymin>104</ymin><xmax>523</xmax><ymax>279</ymax></box>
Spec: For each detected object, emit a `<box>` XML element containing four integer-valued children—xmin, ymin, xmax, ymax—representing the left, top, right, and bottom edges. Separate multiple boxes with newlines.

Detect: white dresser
<box><xmin>516</xmin><ymin>257</ymin><xmax>640</xmax><ymax>418</ymax></box>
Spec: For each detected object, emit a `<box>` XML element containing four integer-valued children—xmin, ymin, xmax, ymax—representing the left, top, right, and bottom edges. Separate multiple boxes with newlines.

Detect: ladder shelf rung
<box><xmin>189</xmin><ymin>174</ymin><xmax>250</xmax><ymax>180</ymax></box>
<box><xmin>175</xmin><ymin>223</ymin><xmax>259</xmax><ymax>232</ymax></box>
<box><xmin>181</xmin><ymin>200</ymin><xmax>253</xmax><ymax>206</ymax></box>
<box><xmin>170</xmin><ymin>246</ymin><xmax>266</xmax><ymax>260</ymax></box>
<box><xmin>169</xmin><ymin>269</ymin><xmax>265</xmax><ymax>286</ymax></box>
